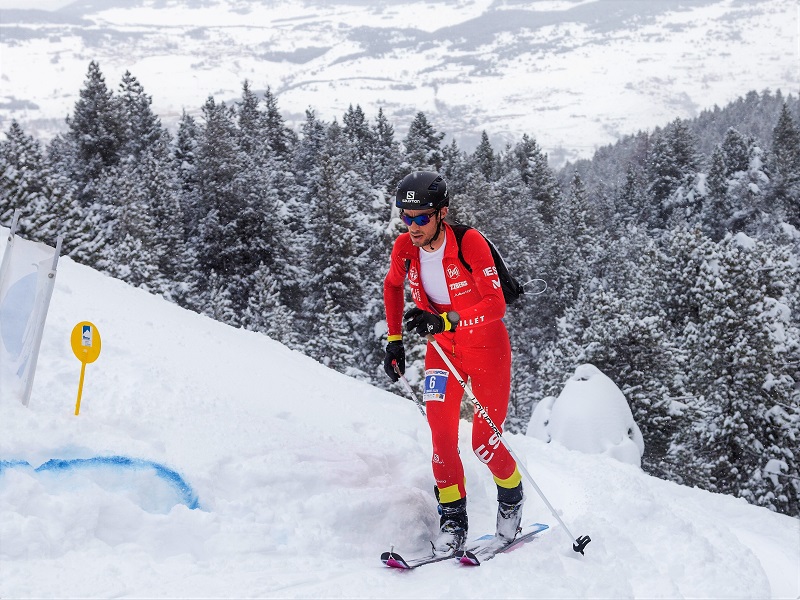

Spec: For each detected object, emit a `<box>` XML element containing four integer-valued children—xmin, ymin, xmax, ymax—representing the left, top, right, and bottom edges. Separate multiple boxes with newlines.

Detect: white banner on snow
<box><xmin>0</xmin><ymin>216</ymin><xmax>62</xmax><ymax>406</ymax></box>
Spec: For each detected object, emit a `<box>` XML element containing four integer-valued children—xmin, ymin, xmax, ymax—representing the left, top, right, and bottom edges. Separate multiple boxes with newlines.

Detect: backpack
<box><xmin>405</xmin><ymin>223</ymin><xmax>524</xmax><ymax>304</ymax></box>
<box><xmin>451</xmin><ymin>223</ymin><xmax>524</xmax><ymax>305</ymax></box>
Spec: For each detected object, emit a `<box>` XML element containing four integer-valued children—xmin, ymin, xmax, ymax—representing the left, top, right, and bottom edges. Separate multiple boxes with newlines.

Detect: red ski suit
<box><xmin>384</xmin><ymin>223</ymin><xmax>518</xmax><ymax>503</ymax></box>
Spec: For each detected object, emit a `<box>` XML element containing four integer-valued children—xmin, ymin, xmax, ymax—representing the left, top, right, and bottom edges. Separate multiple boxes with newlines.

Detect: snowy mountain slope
<box><xmin>1</xmin><ymin>0</ymin><xmax>797</xmax><ymax>166</ymax></box>
<box><xmin>1</xmin><ymin>231</ymin><xmax>799</xmax><ymax>599</ymax></box>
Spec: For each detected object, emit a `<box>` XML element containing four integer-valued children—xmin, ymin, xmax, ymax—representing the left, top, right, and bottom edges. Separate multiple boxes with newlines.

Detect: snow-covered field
<box><xmin>1</xmin><ymin>0</ymin><xmax>797</xmax><ymax>165</ymax></box>
<box><xmin>1</xmin><ymin>230</ymin><xmax>799</xmax><ymax>598</ymax></box>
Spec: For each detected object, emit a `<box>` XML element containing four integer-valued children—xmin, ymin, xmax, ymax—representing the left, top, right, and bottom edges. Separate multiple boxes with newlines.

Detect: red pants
<box><xmin>423</xmin><ymin>321</ymin><xmax>517</xmax><ymax>503</ymax></box>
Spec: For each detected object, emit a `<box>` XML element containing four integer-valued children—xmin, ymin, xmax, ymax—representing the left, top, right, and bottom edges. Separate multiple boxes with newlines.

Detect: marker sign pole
<box><xmin>70</xmin><ymin>321</ymin><xmax>101</xmax><ymax>415</ymax></box>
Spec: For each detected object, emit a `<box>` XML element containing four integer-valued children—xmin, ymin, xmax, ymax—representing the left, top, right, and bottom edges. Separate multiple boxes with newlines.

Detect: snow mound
<box><xmin>526</xmin><ymin>364</ymin><xmax>645</xmax><ymax>467</ymax></box>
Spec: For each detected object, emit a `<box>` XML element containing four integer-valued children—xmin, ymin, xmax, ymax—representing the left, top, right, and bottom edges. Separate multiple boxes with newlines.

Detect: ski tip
<box><xmin>381</xmin><ymin>551</ymin><xmax>411</xmax><ymax>569</ymax></box>
<box><xmin>455</xmin><ymin>550</ymin><xmax>481</xmax><ymax>566</ymax></box>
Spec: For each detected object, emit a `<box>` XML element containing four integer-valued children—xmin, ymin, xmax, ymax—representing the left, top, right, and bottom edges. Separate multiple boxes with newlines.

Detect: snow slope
<box><xmin>0</xmin><ymin>230</ymin><xmax>799</xmax><ymax>598</ymax></box>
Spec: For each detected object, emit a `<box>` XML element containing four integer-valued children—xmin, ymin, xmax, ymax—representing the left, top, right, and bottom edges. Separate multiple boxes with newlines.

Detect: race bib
<box><xmin>423</xmin><ymin>369</ymin><xmax>449</xmax><ymax>402</ymax></box>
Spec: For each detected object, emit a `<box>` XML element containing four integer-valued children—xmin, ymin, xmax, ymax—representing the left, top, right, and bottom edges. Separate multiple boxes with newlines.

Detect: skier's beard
<box><xmin>411</xmin><ymin>219</ymin><xmax>443</xmax><ymax>250</ymax></box>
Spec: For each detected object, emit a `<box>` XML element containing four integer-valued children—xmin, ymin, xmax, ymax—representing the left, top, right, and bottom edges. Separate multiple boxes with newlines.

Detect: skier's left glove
<box><xmin>403</xmin><ymin>307</ymin><xmax>457</xmax><ymax>337</ymax></box>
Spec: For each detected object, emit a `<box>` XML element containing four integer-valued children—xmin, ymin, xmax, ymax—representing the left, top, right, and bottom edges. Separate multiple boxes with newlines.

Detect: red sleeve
<box><xmin>383</xmin><ymin>235</ymin><xmax>408</xmax><ymax>339</ymax></box>
<box><xmin>455</xmin><ymin>229</ymin><xmax>506</xmax><ymax>326</ymax></box>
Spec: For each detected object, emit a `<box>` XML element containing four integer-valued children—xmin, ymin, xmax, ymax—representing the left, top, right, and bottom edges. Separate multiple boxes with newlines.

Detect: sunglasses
<box><xmin>400</xmin><ymin>212</ymin><xmax>435</xmax><ymax>226</ymax></box>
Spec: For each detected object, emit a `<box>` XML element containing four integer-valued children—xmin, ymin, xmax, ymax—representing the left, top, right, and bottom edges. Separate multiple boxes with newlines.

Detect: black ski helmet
<box><xmin>395</xmin><ymin>171</ymin><xmax>449</xmax><ymax>210</ymax></box>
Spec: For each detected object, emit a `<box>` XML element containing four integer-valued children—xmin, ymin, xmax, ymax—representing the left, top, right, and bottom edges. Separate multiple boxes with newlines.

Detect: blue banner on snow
<box><xmin>0</xmin><ymin>455</ymin><xmax>200</xmax><ymax>511</ymax></box>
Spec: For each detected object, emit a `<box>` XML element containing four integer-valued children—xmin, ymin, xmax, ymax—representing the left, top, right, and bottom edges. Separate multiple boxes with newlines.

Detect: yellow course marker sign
<box><xmin>71</xmin><ymin>321</ymin><xmax>101</xmax><ymax>415</ymax></box>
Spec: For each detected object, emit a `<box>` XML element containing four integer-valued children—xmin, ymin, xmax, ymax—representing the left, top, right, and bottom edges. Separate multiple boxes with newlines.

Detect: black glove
<box><xmin>404</xmin><ymin>308</ymin><xmax>458</xmax><ymax>337</ymax></box>
<box><xmin>383</xmin><ymin>340</ymin><xmax>405</xmax><ymax>382</ymax></box>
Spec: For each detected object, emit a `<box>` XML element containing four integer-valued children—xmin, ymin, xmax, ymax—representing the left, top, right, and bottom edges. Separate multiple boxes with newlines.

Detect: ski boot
<box><xmin>496</xmin><ymin>482</ymin><xmax>524</xmax><ymax>541</ymax></box>
<box><xmin>432</xmin><ymin>496</ymin><xmax>468</xmax><ymax>554</ymax></box>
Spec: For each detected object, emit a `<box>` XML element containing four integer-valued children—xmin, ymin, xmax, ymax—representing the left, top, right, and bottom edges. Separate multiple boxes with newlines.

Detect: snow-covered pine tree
<box><xmin>367</xmin><ymin>107</ymin><xmax>401</xmax><ymax>188</ymax></box>
<box><xmin>230</xmin><ymin>83</ymin><xmax>282</xmax><ymax>310</ymax></box>
<box><xmin>242</xmin><ymin>261</ymin><xmax>299</xmax><ymax>350</ymax></box>
<box><xmin>646</xmin><ymin>119</ymin><xmax>701</xmax><ymax>229</ymax></box>
<box><xmin>66</xmin><ymin>61</ymin><xmax>125</xmax><ymax>196</ymax></box>
<box><xmin>539</xmin><ymin>172</ymin><xmax>596</xmax><ymax>330</ymax></box>
<box><xmin>439</xmin><ymin>138</ymin><xmax>468</xmax><ymax>200</ymax></box>
<box><xmin>617</xmin><ymin>162</ymin><xmax>650</xmax><ymax>228</ymax></box>
<box><xmin>191</xmin><ymin>96</ymin><xmax>244</xmax><ymax>315</ymax></box>
<box><xmin>98</xmin><ymin>71</ymin><xmax>190</xmax><ymax>299</ymax></box>
<box><xmin>40</xmin><ymin>134</ymin><xmax>84</xmax><ymax>254</ymax></box>
<box><xmin>402</xmin><ymin>111</ymin><xmax>445</xmax><ymax>172</ymax></box>
<box><xmin>262</xmin><ymin>86</ymin><xmax>295</xmax><ymax>160</ymax></box>
<box><xmin>342</xmin><ymin>104</ymin><xmax>373</xmax><ymax>176</ymax></box>
<box><xmin>173</xmin><ymin>110</ymin><xmax>201</xmax><ymax>238</ymax></box>
<box><xmin>768</xmin><ymin>102</ymin><xmax>800</xmax><ymax>229</ymax></box>
<box><xmin>703</xmin><ymin>144</ymin><xmax>732</xmax><ymax>241</ymax></box>
<box><xmin>670</xmin><ymin>234</ymin><xmax>799</xmax><ymax>515</ymax></box>
<box><xmin>470</xmin><ymin>131</ymin><xmax>496</xmax><ymax>181</ymax></box>
<box><xmin>516</xmin><ymin>134</ymin><xmax>560</xmax><ymax>227</ymax></box>
<box><xmin>492</xmin><ymin>148</ymin><xmax>548</xmax><ymax>430</ymax></box>
<box><xmin>303</xmin><ymin>125</ymin><xmax>369</xmax><ymax>372</ymax></box>
<box><xmin>0</xmin><ymin>121</ymin><xmax>51</xmax><ymax>237</ymax></box>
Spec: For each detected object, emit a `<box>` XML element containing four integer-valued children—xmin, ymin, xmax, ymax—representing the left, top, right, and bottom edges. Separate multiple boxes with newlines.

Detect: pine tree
<box><xmin>516</xmin><ymin>134</ymin><xmax>560</xmax><ymax>225</ymax></box>
<box><xmin>192</xmin><ymin>96</ymin><xmax>244</xmax><ymax>307</ymax></box>
<box><xmin>403</xmin><ymin>111</ymin><xmax>444</xmax><ymax>171</ymax></box>
<box><xmin>670</xmin><ymin>235</ymin><xmax>799</xmax><ymax>515</ymax></box>
<box><xmin>342</xmin><ymin>103</ymin><xmax>373</xmax><ymax>175</ymax></box>
<box><xmin>541</xmin><ymin>172</ymin><xmax>596</xmax><ymax>329</ymax></box>
<box><xmin>236</xmin><ymin>80</ymin><xmax>264</xmax><ymax>158</ymax></box>
<box><xmin>66</xmin><ymin>61</ymin><xmax>124</xmax><ymax>193</ymax></box>
<box><xmin>440</xmin><ymin>138</ymin><xmax>468</xmax><ymax>198</ymax></box>
<box><xmin>173</xmin><ymin>110</ymin><xmax>201</xmax><ymax>241</ymax></box>
<box><xmin>117</xmin><ymin>71</ymin><xmax>163</xmax><ymax>159</ymax></box>
<box><xmin>41</xmin><ymin>134</ymin><xmax>84</xmax><ymax>255</ymax></box>
<box><xmin>368</xmin><ymin>107</ymin><xmax>401</xmax><ymax>188</ymax></box>
<box><xmin>0</xmin><ymin>121</ymin><xmax>51</xmax><ymax>238</ymax></box>
<box><xmin>617</xmin><ymin>162</ymin><xmax>650</xmax><ymax>227</ymax></box>
<box><xmin>262</xmin><ymin>86</ymin><xmax>295</xmax><ymax>160</ymax></box>
<box><xmin>646</xmin><ymin>119</ymin><xmax>701</xmax><ymax>229</ymax></box>
<box><xmin>304</xmin><ymin>133</ymin><xmax>367</xmax><ymax>370</ymax></box>
<box><xmin>703</xmin><ymin>145</ymin><xmax>731</xmax><ymax>240</ymax></box>
<box><xmin>242</xmin><ymin>261</ymin><xmax>299</xmax><ymax>349</ymax></box>
<box><xmin>768</xmin><ymin>102</ymin><xmax>800</xmax><ymax>228</ymax></box>
<box><xmin>470</xmin><ymin>131</ymin><xmax>495</xmax><ymax>181</ymax></box>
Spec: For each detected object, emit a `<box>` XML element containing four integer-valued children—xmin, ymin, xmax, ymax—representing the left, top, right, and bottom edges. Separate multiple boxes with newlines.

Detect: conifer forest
<box><xmin>2</xmin><ymin>62</ymin><xmax>799</xmax><ymax>517</ymax></box>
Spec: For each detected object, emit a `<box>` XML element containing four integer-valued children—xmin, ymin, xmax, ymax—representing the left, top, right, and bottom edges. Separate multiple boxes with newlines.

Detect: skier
<box><xmin>383</xmin><ymin>171</ymin><xmax>524</xmax><ymax>553</ymax></box>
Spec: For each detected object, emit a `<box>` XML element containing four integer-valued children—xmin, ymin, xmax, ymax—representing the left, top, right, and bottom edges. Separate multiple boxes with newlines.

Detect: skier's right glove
<box><xmin>403</xmin><ymin>307</ymin><xmax>458</xmax><ymax>337</ymax></box>
<box><xmin>383</xmin><ymin>339</ymin><xmax>405</xmax><ymax>382</ymax></box>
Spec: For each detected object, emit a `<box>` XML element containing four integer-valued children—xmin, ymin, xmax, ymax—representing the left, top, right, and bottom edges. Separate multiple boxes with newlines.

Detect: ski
<box><xmin>381</xmin><ymin>523</ymin><xmax>549</xmax><ymax>570</ymax></box>
<box><xmin>455</xmin><ymin>522</ymin><xmax>549</xmax><ymax>566</ymax></box>
<box><xmin>380</xmin><ymin>545</ymin><xmax>457</xmax><ymax>570</ymax></box>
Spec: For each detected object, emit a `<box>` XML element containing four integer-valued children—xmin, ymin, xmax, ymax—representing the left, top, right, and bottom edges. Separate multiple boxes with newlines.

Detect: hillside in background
<box><xmin>1</xmin><ymin>0</ymin><xmax>797</xmax><ymax>166</ymax></box>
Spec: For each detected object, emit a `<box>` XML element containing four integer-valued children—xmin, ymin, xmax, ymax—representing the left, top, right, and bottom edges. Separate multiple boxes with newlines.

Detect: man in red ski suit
<box><xmin>383</xmin><ymin>171</ymin><xmax>524</xmax><ymax>553</ymax></box>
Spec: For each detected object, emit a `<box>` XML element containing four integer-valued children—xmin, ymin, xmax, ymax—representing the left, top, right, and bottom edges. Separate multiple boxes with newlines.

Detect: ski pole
<box><xmin>394</xmin><ymin>363</ymin><xmax>426</xmax><ymax>417</ymax></box>
<box><xmin>426</xmin><ymin>333</ymin><xmax>591</xmax><ymax>555</ymax></box>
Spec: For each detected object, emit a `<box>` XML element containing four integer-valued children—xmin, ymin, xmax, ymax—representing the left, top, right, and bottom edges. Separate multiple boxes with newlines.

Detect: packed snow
<box><xmin>1</xmin><ymin>228</ymin><xmax>799</xmax><ymax>598</ymax></box>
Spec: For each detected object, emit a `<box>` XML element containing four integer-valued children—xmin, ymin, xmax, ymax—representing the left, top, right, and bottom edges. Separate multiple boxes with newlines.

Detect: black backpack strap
<box><xmin>449</xmin><ymin>223</ymin><xmax>473</xmax><ymax>272</ymax></box>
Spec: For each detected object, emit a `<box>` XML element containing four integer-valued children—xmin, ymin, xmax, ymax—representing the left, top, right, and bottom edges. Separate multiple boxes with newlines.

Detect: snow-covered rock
<box><xmin>526</xmin><ymin>364</ymin><xmax>645</xmax><ymax>467</ymax></box>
